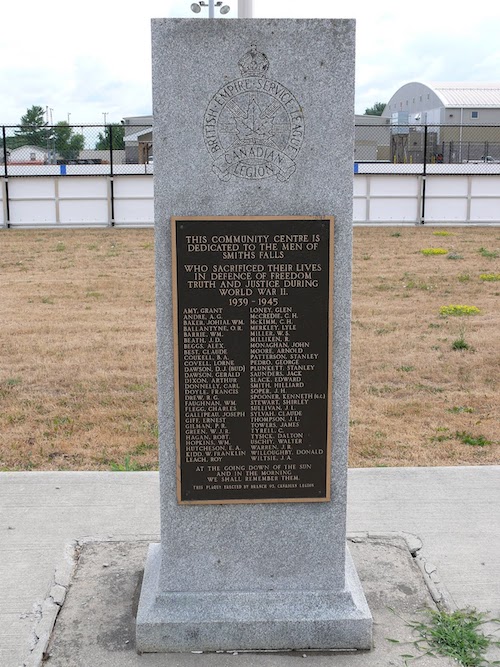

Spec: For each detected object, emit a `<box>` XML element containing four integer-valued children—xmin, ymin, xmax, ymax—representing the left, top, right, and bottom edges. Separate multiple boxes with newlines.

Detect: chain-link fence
<box><xmin>2</xmin><ymin>122</ymin><xmax>500</xmax><ymax>177</ymax></box>
<box><xmin>1</xmin><ymin>124</ymin><xmax>153</xmax><ymax>176</ymax></box>
<box><xmin>354</xmin><ymin>122</ymin><xmax>500</xmax><ymax>172</ymax></box>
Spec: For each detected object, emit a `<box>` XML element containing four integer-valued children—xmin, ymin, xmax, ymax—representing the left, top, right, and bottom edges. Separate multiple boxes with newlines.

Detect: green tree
<box><xmin>95</xmin><ymin>124</ymin><xmax>125</xmax><ymax>150</ymax></box>
<box><xmin>364</xmin><ymin>102</ymin><xmax>387</xmax><ymax>116</ymax></box>
<box><xmin>14</xmin><ymin>105</ymin><xmax>52</xmax><ymax>147</ymax></box>
<box><xmin>53</xmin><ymin>122</ymin><xmax>85</xmax><ymax>161</ymax></box>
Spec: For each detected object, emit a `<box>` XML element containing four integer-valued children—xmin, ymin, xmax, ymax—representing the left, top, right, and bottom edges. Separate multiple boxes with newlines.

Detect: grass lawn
<box><xmin>0</xmin><ymin>226</ymin><xmax>498</xmax><ymax>470</ymax></box>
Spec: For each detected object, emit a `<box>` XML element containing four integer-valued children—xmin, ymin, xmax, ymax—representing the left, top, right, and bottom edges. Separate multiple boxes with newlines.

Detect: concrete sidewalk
<box><xmin>1</xmin><ymin>466</ymin><xmax>499</xmax><ymax>666</ymax></box>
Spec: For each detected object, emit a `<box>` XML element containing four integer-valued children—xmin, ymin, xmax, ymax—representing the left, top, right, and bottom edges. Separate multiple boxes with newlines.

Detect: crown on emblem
<box><xmin>238</xmin><ymin>45</ymin><xmax>269</xmax><ymax>77</ymax></box>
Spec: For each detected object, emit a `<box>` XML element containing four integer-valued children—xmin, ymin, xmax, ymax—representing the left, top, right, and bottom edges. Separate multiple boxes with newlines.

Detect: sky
<box><xmin>1</xmin><ymin>0</ymin><xmax>500</xmax><ymax>126</ymax></box>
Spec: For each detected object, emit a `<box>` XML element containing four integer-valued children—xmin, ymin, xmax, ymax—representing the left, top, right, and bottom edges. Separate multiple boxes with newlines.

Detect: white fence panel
<box><xmin>354</xmin><ymin>175</ymin><xmax>420</xmax><ymax>223</ymax></box>
<box><xmin>2</xmin><ymin>173</ymin><xmax>499</xmax><ymax>228</ymax></box>
<box><xmin>114</xmin><ymin>199</ymin><xmax>154</xmax><ymax>226</ymax></box>
<box><xmin>469</xmin><ymin>176</ymin><xmax>500</xmax><ymax>223</ymax></box>
<box><xmin>10</xmin><ymin>200</ymin><xmax>57</xmax><ymax>225</ymax></box>
<box><xmin>0</xmin><ymin>180</ymin><xmax>4</xmax><ymax>225</ymax></box>
<box><xmin>425</xmin><ymin>176</ymin><xmax>469</xmax><ymax>222</ymax></box>
<box><xmin>425</xmin><ymin>197</ymin><xmax>468</xmax><ymax>222</ymax></box>
<box><xmin>113</xmin><ymin>176</ymin><xmax>154</xmax><ymax>227</ymax></box>
<box><xmin>8</xmin><ymin>178</ymin><xmax>57</xmax><ymax>226</ymax></box>
<box><xmin>470</xmin><ymin>175</ymin><xmax>500</xmax><ymax>196</ymax></box>
<box><xmin>58</xmin><ymin>177</ymin><xmax>109</xmax><ymax>226</ymax></box>
<box><xmin>353</xmin><ymin>175</ymin><xmax>368</xmax><ymax>222</ymax></box>
<box><xmin>470</xmin><ymin>198</ymin><xmax>500</xmax><ymax>222</ymax></box>
<box><xmin>59</xmin><ymin>200</ymin><xmax>109</xmax><ymax>225</ymax></box>
<box><xmin>369</xmin><ymin>197</ymin><xmax>419</xmax><ymax>222</ymax></box>
<box><xmin>58</xmin><ymin>177</ymin><xmax>108</xmax><ymax>198</ymax></box>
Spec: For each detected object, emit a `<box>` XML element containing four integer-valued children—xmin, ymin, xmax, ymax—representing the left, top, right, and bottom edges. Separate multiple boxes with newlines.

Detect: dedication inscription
<box><xmin>172</xmin><ymin>217</ymin><xmax>333</xmax><ymax>504</ymax></box>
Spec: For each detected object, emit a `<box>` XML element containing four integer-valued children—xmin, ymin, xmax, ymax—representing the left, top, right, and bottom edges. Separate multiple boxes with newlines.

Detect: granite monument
<box><xmin>136</xmin><ymin>17</ymin><xmax>372</xmax><ymax>652</ymax></box>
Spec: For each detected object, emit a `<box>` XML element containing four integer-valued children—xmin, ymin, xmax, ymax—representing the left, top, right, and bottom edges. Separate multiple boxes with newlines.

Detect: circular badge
<box><xmin>203</xmin><ymin>45</ymin><xmax>305</xmax><ymax>182</ymax></box>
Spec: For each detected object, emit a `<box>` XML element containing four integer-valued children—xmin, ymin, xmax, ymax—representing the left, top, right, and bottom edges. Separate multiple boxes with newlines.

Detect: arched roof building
<box><xmin>381</xmin><ymin>82</ymin><xmax>500</xmax><ymax>163</ymax></box>
<box><xmin>382</xmin><ymin>82</ymin><xmax>500</xmax><ymax>125</ymax></box>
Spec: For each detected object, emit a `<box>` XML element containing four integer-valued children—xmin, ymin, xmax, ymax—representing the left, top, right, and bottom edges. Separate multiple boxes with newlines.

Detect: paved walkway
<box><xmin>1</xmin><ymin>466</ymin><xmax>499</xmax><ymax>667</ymax></box>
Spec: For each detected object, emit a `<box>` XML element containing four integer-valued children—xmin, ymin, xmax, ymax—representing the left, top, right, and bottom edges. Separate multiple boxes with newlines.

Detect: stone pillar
<box><xmin>136</xmin><ymin>18</ymin><xmax>372</xmax><ymax>652</ymax></box>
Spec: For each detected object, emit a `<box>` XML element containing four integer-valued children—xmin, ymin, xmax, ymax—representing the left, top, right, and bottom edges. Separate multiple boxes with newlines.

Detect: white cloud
<box><xmin>0</xmin><ymin>0</ymin><xmax>499</xmax><ymax>123</ymax></box>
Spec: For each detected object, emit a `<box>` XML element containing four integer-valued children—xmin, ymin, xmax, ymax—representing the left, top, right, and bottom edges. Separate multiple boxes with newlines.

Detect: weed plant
<box><xmin>456</xmin><ymin>432</ymin><xmax>493</xmax><ymax>447</ymax></box>
<box><xmin>404</xmin><ymin>608</ymin><xmax>500</xmax><ymax>666</ymax></box>
<box><xmin>478</xmin><ymin>247</ymin><xmax>499</xmax><ymax>259</ymax></box>
<box><xmin>440</xmin><ymin>305</ymin><xmax>480</xmax><ymax>316</ymax></box>
<box><xmin>452</xmin><ymin>330</ymin><xmax>471</xmax><ymax>351</ymax></box>
<box><xmin>421</xmin><ymin>248</ymin><xmax>448</xmax><ymax>255</ymax></box>
<box><xmin>110</xmin><ymin>455</ymin><xmax>152</xmax><ymax>471</ymax></box>
<box><xmin>480</xmin><ymin>273</ymin><xmax>500</xmax><ymax>282</ymax></box>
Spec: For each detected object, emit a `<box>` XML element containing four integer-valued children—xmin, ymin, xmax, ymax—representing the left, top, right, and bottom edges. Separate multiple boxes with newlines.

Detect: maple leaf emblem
<box><xmin>225</xmin><ymin>97</ymin><xmax>280</xmax><ymax>144</ymax></box>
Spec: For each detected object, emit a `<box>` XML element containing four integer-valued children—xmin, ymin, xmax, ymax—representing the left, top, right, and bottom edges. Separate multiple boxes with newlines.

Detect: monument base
<box><xmin>136</xmin><ymin>543</ymin><xmax>372</xmax><ymax>652</ymax></box>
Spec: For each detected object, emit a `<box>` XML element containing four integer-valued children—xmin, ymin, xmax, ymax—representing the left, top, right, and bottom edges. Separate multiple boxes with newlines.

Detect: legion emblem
<box><xmin>203</xmin><ymin>45</ymin><xmax>305</xmax><ymax>182</ymax></box>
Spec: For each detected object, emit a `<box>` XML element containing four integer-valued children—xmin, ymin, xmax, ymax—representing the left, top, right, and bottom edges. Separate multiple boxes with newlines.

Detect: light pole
<box><xmin>103</xmin><ymin>112</ymin><xmax>108</xmax><ymax>126</ymax></box>
<box><xmin>238</xmin><ymin>0</ymin><xmax>252</xmax><ymax>17</ymax></box>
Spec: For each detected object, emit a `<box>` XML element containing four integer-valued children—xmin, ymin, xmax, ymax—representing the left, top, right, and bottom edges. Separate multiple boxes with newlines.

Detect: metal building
<box><xmin>382</xmin><ymin>82</ymin><xmax>500</xmax><ymax>163</ymax></box>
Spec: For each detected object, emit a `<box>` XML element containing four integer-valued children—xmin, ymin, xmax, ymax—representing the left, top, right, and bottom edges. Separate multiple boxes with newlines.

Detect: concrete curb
<box><xmin>23</xmin><ymin>535</ymin><xmax>159</xmax><ymax>667</ymax></box>
<box><xmin>24</xmin><ymin>531</ymin><xmax>456</xmax><ymax>667</ymax></box>
<box><xmin>24</xmin><ymin>540</ymin><xmax>79</xmax><ymax>667</ymax></box>
<box><xmin>347</xmin><ymin>531</ymin><xmax>456</xmax><ymax>611</ymax></box>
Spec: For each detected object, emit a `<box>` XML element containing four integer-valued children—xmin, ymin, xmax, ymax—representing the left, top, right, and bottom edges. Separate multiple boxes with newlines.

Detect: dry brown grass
<box><xmin>350</xmin><ymin>227</ymin><xmax>499</xmax><ymax>467</ymax></box>
<box><xmin>0</xmin><ymin>226</ymin><xmax>498</xmax><ymax>471</ymax></box>
<box><xmin>0</xmin><ymin>230</ymin><xmax>157</xmax><ymax>471</ymax></box>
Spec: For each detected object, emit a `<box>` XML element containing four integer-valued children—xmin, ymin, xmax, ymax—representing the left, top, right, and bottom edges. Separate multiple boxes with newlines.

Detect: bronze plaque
<box><xmin>172</xmin><ymin>216</ymin><xmax>333</xmax><ymax>504</ymax></box>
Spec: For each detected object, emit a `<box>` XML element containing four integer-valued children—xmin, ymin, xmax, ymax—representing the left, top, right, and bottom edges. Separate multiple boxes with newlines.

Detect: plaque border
<box><xmin>171</xmin><ymin>216</ymin><xmax>334</xmax><ymax>505</ymax></box>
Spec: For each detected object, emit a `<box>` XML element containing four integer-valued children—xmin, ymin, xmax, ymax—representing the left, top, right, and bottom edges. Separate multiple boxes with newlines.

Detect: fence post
<box><xmin>2</xmin><ymin>125</ymin><xmax>10</xmax><ymax>228</ymax></box>
<box><xmin>419</xmin><ymin>124</ymin><xmax>428</xmax><ymax>225</ymax></box>
<box><xmin>109</xmin><ymin>124</ymin><xmax>115</xmax><ymax>227</ymax></box>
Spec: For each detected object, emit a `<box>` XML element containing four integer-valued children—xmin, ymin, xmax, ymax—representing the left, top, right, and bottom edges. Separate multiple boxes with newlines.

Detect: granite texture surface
<box><xmin>137</xmin><ymin>543</ymin><xmax>371</xmax><ymax>651</ymax></box>
<box><xmin>137</xmin><ymin>17</ymin><xmax>369</xmax><ymax>651</ymax></box>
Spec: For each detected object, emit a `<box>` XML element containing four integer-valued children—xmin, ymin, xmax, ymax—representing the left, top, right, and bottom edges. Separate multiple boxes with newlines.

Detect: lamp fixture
<box><xmin>190</xmin><ymin>1</ymin><xmax>231</xmax><ymax>16</ymax></box>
